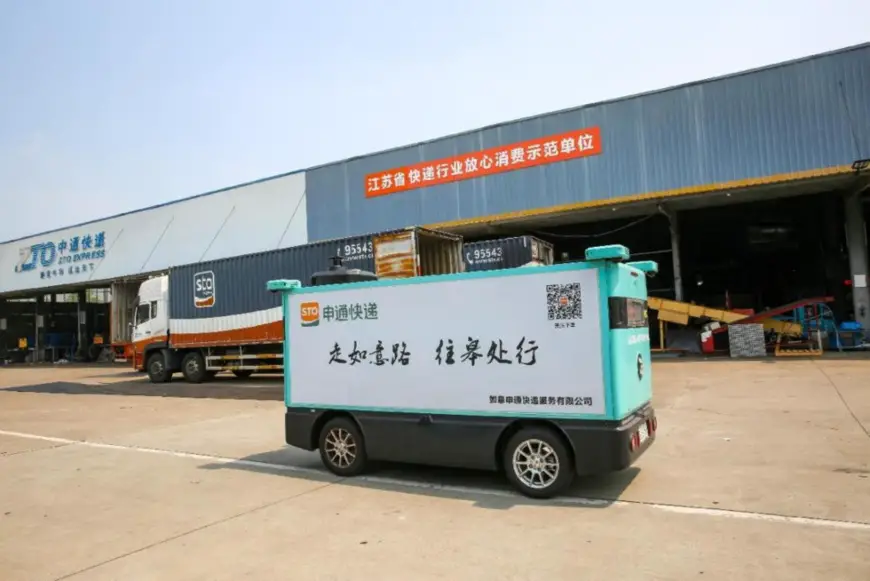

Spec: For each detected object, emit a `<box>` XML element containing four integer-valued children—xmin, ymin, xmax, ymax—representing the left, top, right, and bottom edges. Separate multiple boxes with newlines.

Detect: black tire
<box><xmin>318</xmin><ymin>417</ymin><xmax>368</xmax><ymax>477</ymax></box>
<box><xmin>502</xmin><ymin>427</ymin><xmax>575</xmax><ymax>499</ymax></box>
<box><xmin>146</xmin><ymin>352</ymin><xmax>171</xmax><ymax>384</ymax></box>
<box><xmin>181</xmin><ymin>352</ymin><xmax>207</xmax><ymax>383</ymax></box>
<box><xmin>232</xmin><ymin>370</ymin><xmax>254</xmax><ymax>379</ymax></box>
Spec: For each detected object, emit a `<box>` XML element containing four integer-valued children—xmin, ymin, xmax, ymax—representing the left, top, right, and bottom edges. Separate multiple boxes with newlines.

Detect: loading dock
<box><xmin>429</xmin><ymin>169</ymin><xmax>870</xmax><ymax>352</ymax></box>
<box><xmin>0</xmin><ymin>276</ymin><xmax>149</xmax><ymax>365</ymax></box>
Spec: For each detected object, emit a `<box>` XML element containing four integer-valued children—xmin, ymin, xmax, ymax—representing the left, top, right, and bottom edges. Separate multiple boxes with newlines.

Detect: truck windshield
<box><xmin>609</xmin><ymin>297</ymin><xmax>648</xmax><ymax>329</ymax></box>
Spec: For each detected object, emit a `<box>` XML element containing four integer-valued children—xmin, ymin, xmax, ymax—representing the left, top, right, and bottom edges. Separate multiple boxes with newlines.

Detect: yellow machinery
<box><xmin>647</xmin><ymin>297</ymin><xmax>804</xmax><ymax>352</ymax></box>
<box><xmin>772</xmin><ymin>333</ymin><xmax>824</xmax><ymax>357</ymax></box>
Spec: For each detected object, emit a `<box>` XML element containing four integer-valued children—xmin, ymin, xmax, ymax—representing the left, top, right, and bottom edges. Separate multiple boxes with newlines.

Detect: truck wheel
<box><xmin>503</xmin><ymin>427</ymin><xmax>575</xmax><ymax>499</ymax></box>
<box><xmin>146</xmin><ymin>353</ymin><xmax>171</xmax><ymax>384</ymax></box>
<box><xmin>232</xmin><ymin>370</ymin><xmax>254</xmax><ymax>379</ymax></box>
<box><xmin>318</xmin><ymin>417</ymin><xmax>368</xmax><ymax>477</ymax></box>
<box><xmin>181</xmin><ymin>352</ymin><xmax>207</xmax><ymax>383</ymax></box>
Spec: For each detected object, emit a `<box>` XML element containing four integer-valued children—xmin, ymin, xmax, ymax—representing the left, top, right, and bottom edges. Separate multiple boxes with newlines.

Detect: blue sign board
<box><xmin>14</xmin><ymin>231</ymin><xmax>108</xmax><ymax>281</ymax></box>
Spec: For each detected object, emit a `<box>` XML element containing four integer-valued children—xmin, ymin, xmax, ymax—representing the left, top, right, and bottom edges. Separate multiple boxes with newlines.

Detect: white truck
<box><xmin>131</xmin><ymin>227</ymin><xmax>463</xmax><ymax>383</ymax></box>
<box><xmin>268</xmin><ymin>243</ymin><xmax>659</xmax><ymax>498</ymax></box>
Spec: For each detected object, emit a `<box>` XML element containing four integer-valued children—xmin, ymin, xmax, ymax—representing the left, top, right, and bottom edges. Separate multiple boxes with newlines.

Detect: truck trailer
<box><xmin>269</xmin><ymin>243</ymin><xmax>659</xmax><ymax>499</ymax></box>
<box><xmin>131</xmin><ymin>227</ymin><xmax>463</xmax><ymax>383</ymax></box>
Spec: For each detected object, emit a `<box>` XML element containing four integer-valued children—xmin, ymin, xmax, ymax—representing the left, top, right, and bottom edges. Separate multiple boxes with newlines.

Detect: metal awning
<box><xmin>430</xmin><ymin>172</ymin><xmax>869</xmax><ymax>239</ymax></box>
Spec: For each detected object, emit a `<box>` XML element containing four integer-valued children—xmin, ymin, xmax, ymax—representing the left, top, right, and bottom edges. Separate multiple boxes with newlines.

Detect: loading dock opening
<box><xmin>435</xmin><ymin>172</ymin><xmax>870</xmax><ymax>352</ymax></box>
<box><xmin>0</xmin><ymin>276</ymin><xmax>148</xmax><ymax>365</ymax></box>
<box><xmin>679</xmin><ymin>192</ymin><xmax>852</xmax><ymax>319</ymax></box>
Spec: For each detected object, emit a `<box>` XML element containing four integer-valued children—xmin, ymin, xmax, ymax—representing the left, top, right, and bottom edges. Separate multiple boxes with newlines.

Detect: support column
<box><xmin>77</xmin><ymin>290</ymin><xmax>87</xmax><ymax>359</ymax></box>
<box><xmin>0</xmin><ymin>298</ymin><xmax>7</xmax><ymax>362</ymax></box>
<box><xmin>844</xmin><ymin>191</ymin><xmax>870</xmax><ymax>331</ymax></box>
<box><xmin>658</xmin><ymin>205</ymin><xmax>684</xmax><ymax>302</ymax></box>
<box><xmin>35</xmin><ymin>294</ymin><xmax>46</xmax><ymax>363</ymax></box>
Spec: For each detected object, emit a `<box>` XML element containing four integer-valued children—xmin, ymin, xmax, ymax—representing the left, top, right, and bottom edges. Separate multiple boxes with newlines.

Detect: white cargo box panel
<box><xmin>286</xmin><ymin>267</ymin><xmax>606</xmax><ymax>416</ymax></box>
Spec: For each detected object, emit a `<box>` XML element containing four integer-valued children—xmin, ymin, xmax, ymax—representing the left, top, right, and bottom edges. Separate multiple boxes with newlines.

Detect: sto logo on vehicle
<box><xmin>300</xmin><ymin>302</ymin><xmax>320</xmax><ymax>327</ymax></box>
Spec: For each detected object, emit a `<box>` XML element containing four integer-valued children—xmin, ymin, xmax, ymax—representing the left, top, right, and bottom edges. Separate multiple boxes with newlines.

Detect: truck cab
<box><xmin>131</xmin><ymin>275</ymin><xmax>169</xmax><ymax>371</ymax></box>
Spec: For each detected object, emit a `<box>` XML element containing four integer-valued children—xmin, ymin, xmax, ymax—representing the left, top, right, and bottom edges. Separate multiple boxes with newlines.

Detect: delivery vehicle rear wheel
<box><xmin>503</xmin><ymin>427</ymin><xmax>575</xmax><ymax>499</ymax></box>
<box><xmin>146</xmin><ymin>353</ymin><xmax>171</xmax><ymax>384</ymax></box>
<box><xmin>181</xmin><ymin>352</ymin><xmax>207</xmax><ymax>383</ymax></box>
<box><xmin>318</xmin><ymin>417</ymin><xmax>368</xmax><ymax>477</ymax></box>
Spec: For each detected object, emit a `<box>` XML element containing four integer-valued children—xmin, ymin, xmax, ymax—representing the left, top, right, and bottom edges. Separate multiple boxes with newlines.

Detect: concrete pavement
<box><xmin>1</xmin><ymin>360</ymin><xmax>869</xmax><ymax>580</ymax></box>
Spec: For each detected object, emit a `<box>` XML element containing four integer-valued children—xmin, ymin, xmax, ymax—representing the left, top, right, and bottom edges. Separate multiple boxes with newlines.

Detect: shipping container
<box><xmin>372</xmin><ymin>228</ymin><xmax>463</xmax><ymax>279</ymax></box>
<box><xmin>462</xmin><ymin>236</ymin><xmax>554</xmax><ymax>272</ymax></box>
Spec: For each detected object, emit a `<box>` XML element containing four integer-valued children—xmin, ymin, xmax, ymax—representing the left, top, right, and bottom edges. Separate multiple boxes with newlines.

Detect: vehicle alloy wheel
<box><xmin>318</xmin><ymin>417</ymin><xmax>368</xmax><ymax>477</ymax></box>
<box><xmin>513</xmin><ymin>438</ymin><xmax>561</xmax><ymax>490</ymax></box>
<box><xmin>326</xmin><ymin>428</ymin><xmax>356</xmax><ymax>467</ymax></box>
<box><xmin>503</xmin><ymin>427</ymin><xmax>574</xmax><ymax>499</ymax></box>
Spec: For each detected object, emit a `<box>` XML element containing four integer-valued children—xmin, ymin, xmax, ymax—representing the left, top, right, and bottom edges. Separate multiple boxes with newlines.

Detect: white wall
<box><xmin>0</xmin><ymin>172</ymin><xmax>307</xmax><ymax>295</ymax></box>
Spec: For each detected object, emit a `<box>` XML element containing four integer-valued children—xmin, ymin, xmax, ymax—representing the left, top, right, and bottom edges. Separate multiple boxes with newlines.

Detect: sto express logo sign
<box><xmin>299</xmin><ymin>300</ymin><xmax>380</xmax><ymax>327</ymax></box>
<box><xmin>15</xmin><ymin>231</ymin><xmax>108</xmax><ymax>276</ymax></box>
<box><xmin>194</xmin><ymin>271</ymin><xmax>216</xmax><ymax>308</ymax></box>
<box><xmin>300</xmin><ymin>302</ymin><xmax>320</xmax><ymax>327</ymax></box>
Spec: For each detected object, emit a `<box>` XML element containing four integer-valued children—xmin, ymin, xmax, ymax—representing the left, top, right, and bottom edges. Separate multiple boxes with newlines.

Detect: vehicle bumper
<box><xmin>562</xmin><ymin>404</ymin><xmax>657</xmax><ymax>475</ymax></box>
<box><xmin>285</xmin><ymin>407</ymin><xmax>320</xmax><ymax>450</ymax></box>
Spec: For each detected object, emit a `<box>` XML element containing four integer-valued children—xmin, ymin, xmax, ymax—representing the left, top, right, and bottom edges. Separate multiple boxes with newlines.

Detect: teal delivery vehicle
<box><xmin>268</xmin><ymin>244</ymin><xmax>658</xmax><ymax>499</ymax></box>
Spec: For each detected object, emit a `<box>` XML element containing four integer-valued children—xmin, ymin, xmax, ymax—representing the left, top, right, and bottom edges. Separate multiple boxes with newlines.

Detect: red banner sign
<box><xmin>365</xmin><ymin>126</ymin><xmax>602</xmax><ymax>198</ymax></box>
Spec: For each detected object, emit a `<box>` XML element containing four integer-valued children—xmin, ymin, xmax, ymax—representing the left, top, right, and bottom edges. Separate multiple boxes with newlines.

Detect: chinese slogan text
<box><xmin>365</xmin><ymin>127</ymin><xmax>602</xmax><ymax>197</ymax></box>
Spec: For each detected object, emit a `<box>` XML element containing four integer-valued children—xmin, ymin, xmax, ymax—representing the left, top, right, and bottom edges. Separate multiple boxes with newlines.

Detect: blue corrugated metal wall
<box><xmin>169</xmin><ymin>235</ymin><xmax>372</xmax><ymax>319</ymax></box>
<box><xmin>305</xmin><ymin>44</ymin><xmax>870</xmax><ymax>242</ymax></box>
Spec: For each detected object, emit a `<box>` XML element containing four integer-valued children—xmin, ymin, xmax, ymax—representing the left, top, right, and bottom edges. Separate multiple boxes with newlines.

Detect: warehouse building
<box><xmin>0</xmin><ymin>174</ymin><xmax>308</xmax><ymax>362</ymax></box>
<box><xmin>1</xmin><ymin>43</ymin><xmax>869</xmax><ymax>362</ymax></box>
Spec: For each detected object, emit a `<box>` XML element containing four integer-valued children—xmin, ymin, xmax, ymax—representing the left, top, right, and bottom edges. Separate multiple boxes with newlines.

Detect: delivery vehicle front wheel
<box><xmin>318</xmin><ymin>417</ymin><xmax>368</xmax><ymax>477</ymax></box>
<box><xmin>503</xmin><ymin>427</ymin><xmax>575</xmax><ymax>499</ymax></box>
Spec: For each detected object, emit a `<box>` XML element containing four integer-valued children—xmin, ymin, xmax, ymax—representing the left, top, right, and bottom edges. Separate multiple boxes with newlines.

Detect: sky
<box><xmin>1</xmin><ymin>0</ymin><xmax>869</xmax><ymax>243</ymax></box>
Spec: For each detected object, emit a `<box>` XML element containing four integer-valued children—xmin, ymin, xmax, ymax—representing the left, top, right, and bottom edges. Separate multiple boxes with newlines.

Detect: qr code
<box><xmin>546</xmin><ymin>283</ymin><xmax>582</xmax><ymax>321</ymax></box>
